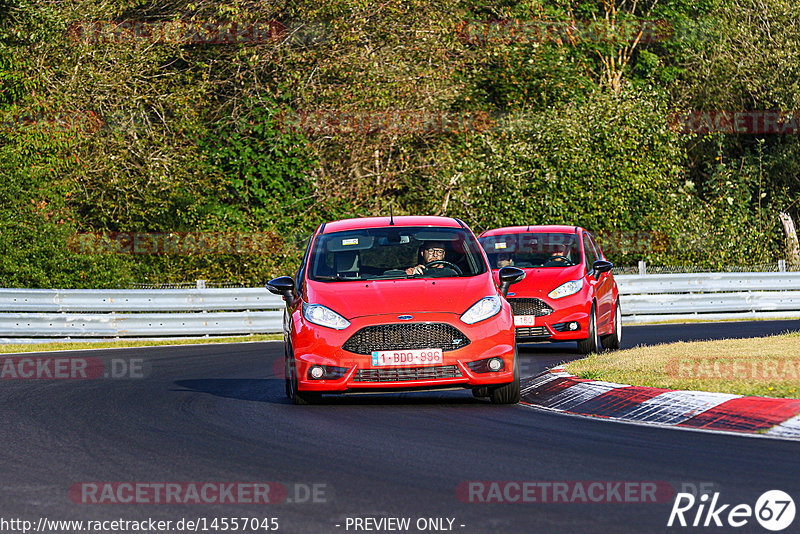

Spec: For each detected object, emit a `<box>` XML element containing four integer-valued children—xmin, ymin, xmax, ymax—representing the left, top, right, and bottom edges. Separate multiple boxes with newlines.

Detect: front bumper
<box><xmin>289</xmin><ymin>310</ymin><xmax>516</xmax><ymax>393</ymax></box>
<box><xmin>512</xmin><ymin>296</ymin><xmax>591</xmax><ymax>342</ymax></box>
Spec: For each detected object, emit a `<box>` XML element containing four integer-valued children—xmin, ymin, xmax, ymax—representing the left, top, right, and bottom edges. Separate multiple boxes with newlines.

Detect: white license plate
<box><xmin>514</xmin><ymin>315</ymin><xmax>536</xmax><ymax>326</ymax></box>
<box><xmin>371</xmin><ymin>348</ymin><xmax>444</xmax><ymax>366</ymax></box>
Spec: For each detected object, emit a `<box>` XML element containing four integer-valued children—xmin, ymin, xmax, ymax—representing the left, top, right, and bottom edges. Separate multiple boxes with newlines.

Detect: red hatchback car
<box><xmin>267</xmin><ymin>216</ymin><xmax>525</xmax><ymax>404</ymax></box>
<box><xmin>478</xmin><ymin>226</ymin><xmax>621</xmax><ymax>354</ymax></box>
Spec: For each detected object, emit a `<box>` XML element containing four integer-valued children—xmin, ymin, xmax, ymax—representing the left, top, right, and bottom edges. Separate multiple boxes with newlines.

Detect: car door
<box><xmin>586</xmin><ymin>232</ymin><xmax>613</xmax><ymax>329</ymax></box>
<box><xmin>582</xmin><ymin>232</ymin><xmax>600</xmax><ymax>318</ymax></box>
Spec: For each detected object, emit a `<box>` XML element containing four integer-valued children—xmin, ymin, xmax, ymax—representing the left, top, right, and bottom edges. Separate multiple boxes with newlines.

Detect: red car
<box><xmin>478</xmin><ymin>225</ymin><xmax>621</xmax><ymax>354</ymax></box>
<box><xmin>267</xmin><ymin>216</ymin><xmax>525</xmax><ymax>404</ymax></box>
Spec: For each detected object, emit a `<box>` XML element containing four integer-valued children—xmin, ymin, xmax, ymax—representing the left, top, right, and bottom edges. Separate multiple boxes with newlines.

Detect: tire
<box><xmin>284</xmin><ymin>343</ymin><xmax>292</xmax><ymax>399</ymax></box>
<box><xmin>286</xmin><ymin>351</ymin><xmax>320</xmax><ymax>405</ymax></box>
<box><xmin>284</xmin><ymin>354</ymin><xmax>292</xmax><ymax>399</ymax></box>
<box><xmin>577</xmin><ymin>303</ymin><xmax>601</xmax><ymax>354</ymax></box>
<box><xmin>489</xmin><ymin>346</ymin><xmax>520</xmax><ymax>404</ymax></box>
<box><xmin>601</xmin><ymin>301</ymin><xmax>622</xmax><ymax>350</ymax></box>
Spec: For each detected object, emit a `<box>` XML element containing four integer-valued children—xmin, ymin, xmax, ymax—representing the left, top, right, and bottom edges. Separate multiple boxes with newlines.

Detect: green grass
<box><xmin>625</xmin><ymin>315</ymin><xmax>800</xmax><ymax>326</ymax></box>
<box><xmin>564</xmin><ymin>331</ymin><xmax>800</xmax><ymax>398</ymax></box>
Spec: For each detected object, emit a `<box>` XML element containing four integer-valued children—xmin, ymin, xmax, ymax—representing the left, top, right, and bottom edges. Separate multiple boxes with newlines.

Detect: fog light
<box><xmin>309</xmin><ymin>365</ymin><xmax>324</xmax><ymax>379</ymax></box>
<box><xmin>467</xmin><ymin>357</ymin><xmax>505</xmax><ymax>373</ymax></box>
<box><xmin>569</xmin><ymin>322</ymin><xmax>579</xmax><ymax>331</ymax></box>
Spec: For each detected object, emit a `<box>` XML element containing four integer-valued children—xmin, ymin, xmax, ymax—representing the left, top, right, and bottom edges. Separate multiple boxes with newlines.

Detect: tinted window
<box><xmin>479</xmin><ymin>233</ymin><xmax>580</xmax><ymax>268</ymax></box>
<box><xmin>586</xmin><ymin>233</ymin><xmax>604</xmax><ymax>261</ymax></box>
<box><xmin>295</xmin><ymin>232</ymin><xmax>315</xmax><ymax>290</ymax></box>
<box><xmin>309</xmin><ymin>227</ymin><xmax>487</xmax><ymax>281</ymax></box>
<box><xmin>583</xmin><ymin>234</ymin><xmax>597</xmax><ymax>269</ymax></box>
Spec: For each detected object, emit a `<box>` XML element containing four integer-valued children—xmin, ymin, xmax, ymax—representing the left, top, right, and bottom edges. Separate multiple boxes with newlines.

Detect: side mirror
<box><xmin>498</xmin><ymin>266</ymin><xmax>525</xmax><ymax>297</ymax></box>
<box><xmin>267</xmin><ymin>276</ymin><xmax>297</xmax><ymax>302</ymax></box>
<box><xmin>592</xmin><ymin>260</ymin><xmax>613</xmax><ymax>276</ymax></box>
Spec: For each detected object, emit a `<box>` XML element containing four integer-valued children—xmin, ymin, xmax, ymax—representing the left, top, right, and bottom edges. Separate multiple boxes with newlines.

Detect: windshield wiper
<box><xmin>314</xmin><ymin>274</ymin><xmax>345</xmax><ymax>281</ymax></box>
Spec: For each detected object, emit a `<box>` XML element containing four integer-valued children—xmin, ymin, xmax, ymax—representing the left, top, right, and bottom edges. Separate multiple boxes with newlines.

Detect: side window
<box><xmin>295</xmin><ymin>233</ymin><xmax>315</xmax><ymax>291</ymax></box>
<box><xmin>587</xmin><ymin>233</ymin><xmax>604</xmax><ymax>261</ymax></box>
<box><xmin>583</xmin><ymin>234</ymin><xmax>597</xmax><ymax>270</ymax></box>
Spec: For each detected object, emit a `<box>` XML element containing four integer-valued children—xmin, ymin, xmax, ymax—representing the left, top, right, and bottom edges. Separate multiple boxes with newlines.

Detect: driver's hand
<box><xmin>405</xmin><ymin>265</ymin><xmax>424</xmax><ymax>275</ymax></box>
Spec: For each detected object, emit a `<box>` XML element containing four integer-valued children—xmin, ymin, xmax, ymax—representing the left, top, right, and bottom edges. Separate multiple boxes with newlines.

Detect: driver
<box><xmin>547</xmin><ymin>244</ymin><xmax>571</xmax><ymax>263</ymax></box>
<box><xmin>496</xmin><ymin>252</ymin><xmax>514</xmax><ymax>268</ymax></box>
<box><xmin>405</xmin><ymin>241</ymin><xmax>446</xmax><ymax>275</ymax></box>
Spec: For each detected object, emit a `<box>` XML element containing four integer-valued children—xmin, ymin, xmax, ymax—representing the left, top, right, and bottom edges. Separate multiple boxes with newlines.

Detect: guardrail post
<box><xmin>778</xmin><ymin>259</ymin><xmax>786</xmax><ymax>272</ymax></box>
<box><xmin>638</xmin><ymin>260</ymin><xmax>647</xmax><ymax>276</ymax></box>
<box><xmin>196</xmin><ymin>279</ymin><xmax>206</xmax><ymax>289</ymax></box>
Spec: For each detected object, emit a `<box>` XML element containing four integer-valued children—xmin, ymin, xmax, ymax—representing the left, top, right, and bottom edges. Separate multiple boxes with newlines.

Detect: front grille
<box><xmin>342</xmin><ymin>323</ymin><xmax>470</xmax><ymax>355</ymax></box>
<box><xmin>353</xmin><ymin>365</ymin><xmax>462</xmax><ymax>382</ymax></box>
<box><xmin>507</xmin><ymin>298</ymin><xmax>553</xmax><ymax>317</ymax></box>
<box><xmin>515</xmin><ymin>326</ymin><xmax>551</xmax><ymax>339</ymax></box>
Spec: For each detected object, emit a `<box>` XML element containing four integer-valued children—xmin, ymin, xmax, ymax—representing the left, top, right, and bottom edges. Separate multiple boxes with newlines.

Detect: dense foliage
<box><xmin>0</xmin><ymin>0</ymin><xmax>798</xmax><ymax>287</ymax></box>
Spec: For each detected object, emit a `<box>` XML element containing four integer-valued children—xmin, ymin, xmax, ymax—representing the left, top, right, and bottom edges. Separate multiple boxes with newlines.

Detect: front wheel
<box><xmin>489</xmin><ymin>348</ymin><xmax>520</xmax><ymax>404</ymax></box>
<box><xmin>577</xmin><ymin>303</ymin><xmax>601</xmax><ymax>354</ymax></box>
<box><xmin>286</xmin><ymin>351</ymin><xmax>320</xmax><ymax>405</ymax></box>
<box><xmin>601</xmin><ymin>301</ymin><xmax>622</xmax><ymax>350</ymax></box>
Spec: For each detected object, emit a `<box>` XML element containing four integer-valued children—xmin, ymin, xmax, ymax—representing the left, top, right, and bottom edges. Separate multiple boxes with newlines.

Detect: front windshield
<box><xmin>479</xmin><ymin>233</ymin><xmax>581</xmax><ymax>269</ymax></box>
<box><xmin>308</xmin><ymin>227</ymin><xmax>488</xmax><ymax>281</ymax></box>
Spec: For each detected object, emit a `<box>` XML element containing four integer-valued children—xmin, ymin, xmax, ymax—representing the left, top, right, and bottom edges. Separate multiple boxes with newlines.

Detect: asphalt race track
<box><xmin>1</xmin><ymin>320</ymin><xmax>799</xmax><ymax>534</ymax></box>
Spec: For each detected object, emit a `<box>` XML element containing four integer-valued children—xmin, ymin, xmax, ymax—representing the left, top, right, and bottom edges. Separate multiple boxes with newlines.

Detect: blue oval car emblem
<box><xmin>398</xmin><ymin>315</ymin><xmax>413</xmax><ymax>320</ymax></box>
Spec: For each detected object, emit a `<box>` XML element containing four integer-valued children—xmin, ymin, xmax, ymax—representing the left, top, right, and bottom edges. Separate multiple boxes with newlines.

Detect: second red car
<box><xmin>479</xmin><ymin>225</ymin><xmax>621</xmax><ymax>353</ymax></box>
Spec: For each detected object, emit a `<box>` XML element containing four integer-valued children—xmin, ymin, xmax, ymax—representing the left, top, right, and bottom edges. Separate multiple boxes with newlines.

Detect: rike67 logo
<box><xmin>668</xmin><ymin>490</ymin><xmax>795</xmax><ymax>531</ymax></box>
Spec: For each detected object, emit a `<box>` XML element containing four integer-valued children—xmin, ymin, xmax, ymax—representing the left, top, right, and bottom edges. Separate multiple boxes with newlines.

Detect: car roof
<box><xmin>322</xmin><ymin>216</ymin><xmax>466</xmax><ymax>234</ymax></box>
<box><xmin>479</xmin><ymin>225</ymin><xmax>580</xmax><ymax>237</ymax></box>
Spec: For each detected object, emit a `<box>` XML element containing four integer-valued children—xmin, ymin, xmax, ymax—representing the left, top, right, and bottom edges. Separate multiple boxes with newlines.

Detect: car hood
<box><xmin>305</xmin><ymin>276</ymin><xmax>497</xmax><ymax>319</ymax></box>
<box><xmin>495</xmin><ymin>265</ymin><xmax>585</xmax><ymax>298</ymax></box>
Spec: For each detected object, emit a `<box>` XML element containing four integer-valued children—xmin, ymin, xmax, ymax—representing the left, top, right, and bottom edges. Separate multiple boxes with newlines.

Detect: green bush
<box><xmin>0</xmin><ymin>0</ymin><xmax>798</xmax><ymax>287</ymax></box>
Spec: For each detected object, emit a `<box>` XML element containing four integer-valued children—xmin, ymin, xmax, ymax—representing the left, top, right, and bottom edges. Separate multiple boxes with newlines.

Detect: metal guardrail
<box><xmin>0</xmin><ymin>288</ymin><xmax>285</xmax><ymax>340</ymax></box>
<box><xmin>616</xmin><ymin>272</ymin><xmax>800</xmax><ymax>324</ymax></box>
<box><xmin>1</xmin><ymin>271</ymin><xmax>799</xmax><ymax>340</ymax></box>
<box><xmin>612</xmin><ymin>261</ymin><xmax>800</xmax><ymax>276</ymax></box>
<box><xmin>0</xmin><ymin>311</ymin><xmax>283</xmax><ymax>337</ymax></box>
<box><xmin>0</xmin><ymin>288</ymin><xmax>282</xmax><ymax>312</ymax></box>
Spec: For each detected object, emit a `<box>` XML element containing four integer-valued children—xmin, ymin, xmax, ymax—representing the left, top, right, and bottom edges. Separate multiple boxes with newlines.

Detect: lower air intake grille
<box><xmin>353</xmin><ymin>365</ymin><xmax>462</xmax><ymax>382</ymax></box>
<box><xmin>515</xmin><ymin>326</ymin><xmax>550</xmax><ymax>338</ymax></box>
<box><xmin>508</xmin><ymin>298</ymin><xmax>554</xmax><ymax>316</ymax></box>
<box><xmin>343</xmin><ymin>323</ymin><xmax>470</xmax><ymax>355</ymax></box>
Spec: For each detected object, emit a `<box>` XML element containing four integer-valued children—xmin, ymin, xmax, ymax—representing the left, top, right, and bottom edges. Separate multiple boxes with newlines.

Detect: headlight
<box><xmin>461</xmin><ymin>296</ymin><xmax>502</xmax><ymax>324</ymax></box>
<box><xmin>548</xmin><ymin>279</ymin><xmax>583</xmax><ymax>299</ymax></box>
<box><xmin>302</xmin><ymin>303</ymin><xmax>350</xmax><ymax>330</ymax></box>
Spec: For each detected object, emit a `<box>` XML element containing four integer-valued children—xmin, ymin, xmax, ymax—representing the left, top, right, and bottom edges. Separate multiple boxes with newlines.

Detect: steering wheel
<box><xmin>544</xmin><ymin>255</ymin><xmax>575</xmax><ymax>267</ymax></box>
<box><xmin>424</xmin><ymin>260</ymin><xmax>463</xmax><ymax>275</ymax></box>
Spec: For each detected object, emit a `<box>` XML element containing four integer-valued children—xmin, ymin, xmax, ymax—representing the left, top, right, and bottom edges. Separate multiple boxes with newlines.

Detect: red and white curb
<box><xmin>520</xmin><ymin>368</ymin><xmax>800</xmax><ymax>440</ymax></box>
